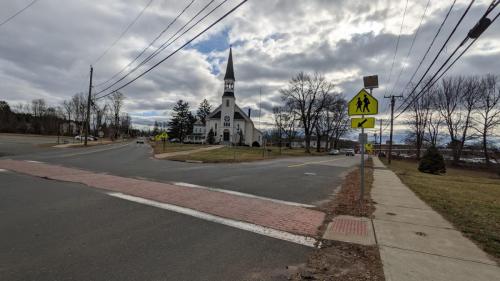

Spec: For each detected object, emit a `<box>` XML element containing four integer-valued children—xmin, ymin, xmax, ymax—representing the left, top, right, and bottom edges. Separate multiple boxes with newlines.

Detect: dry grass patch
<box><xmin>151</xmin><ymin>142</ymin><xmax>209</xmax><ymax>154</ymax></box>
<box><xmin>168</xmin><ymin>146</ymin><xmax>327</xmax><ymax>163</ymax></box>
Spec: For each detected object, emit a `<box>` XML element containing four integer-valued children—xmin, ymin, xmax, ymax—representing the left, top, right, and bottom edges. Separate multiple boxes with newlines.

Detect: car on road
<box><xmin>136</xmin><ymin>137</ymin><xmax>145</xmax><ymax>144</ymax></box>
<box><xmin>74</xmin><ymin>135</ymin><xmax>96</xmax><ymax>141</ymax></box>
<box><xmin>328</xmin><ymin>149</ymin><xmax>340</xmax><ymax>155</ymax></box>
<box><xmin>345</xmin><ymin>149</ymin><xmax>355</xmax><ymax>156</ymax></box>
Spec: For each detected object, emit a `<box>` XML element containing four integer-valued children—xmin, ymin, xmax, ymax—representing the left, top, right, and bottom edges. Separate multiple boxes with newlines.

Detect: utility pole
<box><xmin>84</xmin><ymin>65</ymin><xmax>93</xmax><ymax>147</ymax></box>
<box><xmin>384</xmin><ymin>95</ymin><xmax>403</xmax><ymax>164</ymax></box>
<box><xmin>379</xmin><ymin>119</ymin><xmax>382</xmax><ymax>155</ymax></box>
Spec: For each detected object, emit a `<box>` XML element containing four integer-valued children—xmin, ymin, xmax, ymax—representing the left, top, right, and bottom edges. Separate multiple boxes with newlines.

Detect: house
<box><xmin>185</xmin><ymin>119</ymin><xmax>206</xmax><ymax>144</ymax></box>
<box><xmin>205</xmin><ymin>47</ymin><xmax>262</xmax><ymax>146</ymax></box>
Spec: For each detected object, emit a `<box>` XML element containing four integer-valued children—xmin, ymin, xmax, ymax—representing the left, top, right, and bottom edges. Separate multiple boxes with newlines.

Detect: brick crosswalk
<box><xmin>0</xmin><ymin>160</ymin><xmax>325</xmax><ymax>238</ymax></box>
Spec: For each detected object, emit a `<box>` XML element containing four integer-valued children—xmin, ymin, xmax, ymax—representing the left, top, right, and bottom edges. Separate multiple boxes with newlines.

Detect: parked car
<box><xmin>328</xmin><ymin>149</ymin><xmax>340</xmax><ymax>155</ymax></box>
<box><xmin>345</xmin><ymin>149</ymin><xmax>355</xmax><ymax>156</ymax></box>
<box><xmin>74</xmin><ymin>135</ymin><xmax>96</xmax><ymax>141</ymax></box>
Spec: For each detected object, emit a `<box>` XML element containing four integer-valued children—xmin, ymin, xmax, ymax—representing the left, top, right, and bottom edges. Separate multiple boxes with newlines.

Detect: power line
<box><xmin>394</xmin><ymin>1</ymin><xmax>499</xmax><ymax>119</ymax></box>
<box><xmin>395</xmin><ymin>0</ymin><xmax>476</xmax><ymax>113</ymax></box>
<box><xmin>94</xmin><ymin>0</ymin><xmax>227</xmax><ymax>97</ymax></box>
<box><xmin>93</xmin><ymin>0</ymin><xmax>155</xmax><ymax>65</ymax></box>
<box><xmin>95</xmin><ymin>0</ymin><xmax>248</xmax><ymax>100</ymax></box>
<box><xmin>385</xmin><ymin>0</ymin><xmax>409</xmax><ymax>92</ymax></box>
<box><xmin>388</xmin><ymin>0</ymin><xmax>431</xmax><ymax>97</ymax></box>
<box><xmin>401</xmin><ymin>0</ymin><xmax>457</xmax><ymax>94</ymax></box>
<box><xmin>0</xmin><ymin>0</ymin><xmax>41</xmax><ymax>28</ymax></box>
<box><xmin>94</xmin><ymin>0</ymin><xmax>197</xmax><ymax>87</ymax></box>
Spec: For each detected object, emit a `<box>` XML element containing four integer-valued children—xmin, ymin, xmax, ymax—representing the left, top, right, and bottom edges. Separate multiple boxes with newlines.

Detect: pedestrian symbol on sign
<box><xmin>348</xmin><ymin>89</ymin><xmax>378</xmax><ymax>116</ymax></box>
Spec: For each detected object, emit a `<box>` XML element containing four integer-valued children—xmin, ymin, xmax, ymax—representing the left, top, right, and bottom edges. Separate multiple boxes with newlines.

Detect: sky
<box><xmin>1</xmin><ymin>0</ymin><xmax>499</xmax><ymax>143</ymax></box>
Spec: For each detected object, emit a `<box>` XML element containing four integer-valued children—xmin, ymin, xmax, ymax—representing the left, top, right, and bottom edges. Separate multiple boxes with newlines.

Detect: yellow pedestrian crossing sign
<box><xmin>351</xmin><ymin>117</ymin><xmax>375</xmax><ymax>129</ymax></box>
<box><xmin>348</xmin><ymin>89</ymin><xmax>378</xmax><ymax>116</ymax></box>
<box><xmin>365</xmin><ymin>143</ymin><xmax>374</xmax><ymax>153</ymax></box>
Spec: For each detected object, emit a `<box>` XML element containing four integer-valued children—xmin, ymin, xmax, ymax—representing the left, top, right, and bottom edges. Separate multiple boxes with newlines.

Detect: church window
<box><xmin>226</xmin><ymin>99</ymin><xmax>229</xmax><ymax>107</ymax></box>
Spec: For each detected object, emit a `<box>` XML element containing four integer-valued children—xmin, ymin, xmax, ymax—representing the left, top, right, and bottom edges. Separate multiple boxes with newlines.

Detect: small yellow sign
<box><xmin>351</xmin><ymin>117</ymin><xmax>375</xmax><ymax>129</ymax></box>
<box><xmin>365</xmin><ymin>143</ymin><xmax>374</xmax><ymax>153</ymax></box>
<box><xmin>348</xmin><ymin>89</ymin><xmax>378</xmax><ymax>116</ymax></box>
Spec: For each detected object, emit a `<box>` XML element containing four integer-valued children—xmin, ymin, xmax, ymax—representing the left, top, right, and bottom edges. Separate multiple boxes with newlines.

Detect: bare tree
<box><xmin>62</xmin><ymin>100</ymin><xmax>74</xmax><ymax>135</ymax></box>
<box><xmin>435</xmin><ymin>77</ymin><xmax>465</xmax><ymax>163</ymax></box>
<box><xmin>473</xmin><ymin>74</ymin><xmax>500</xmax><ymax>166</ymax></box>
<box><xmin>280</xmin><ymin>72</ymin><xmax>333</xmax><ymax>153</ymax></box>
<box><xmin>407</xmin><ymin>82</ymin><xmax>432</xmax><ymax>159</ymax></box>
<box><xmin>273</xmin><ymin>104</ymin><xmax>298</xmax><ymax>149</ymax></box>
<box><xmin>426</xmin><ymin>110</ymin><xmax>442</xmax><ymax>147</ymax></box>
<box><xmin>107</xmin><ymin>91</ymin><xmax>125</xmax><ymax>139</ymax></box>
<box><xmin>458</xmin><ymin>76</ymin><xmax>481</xmax><ymax>157</ymax></box>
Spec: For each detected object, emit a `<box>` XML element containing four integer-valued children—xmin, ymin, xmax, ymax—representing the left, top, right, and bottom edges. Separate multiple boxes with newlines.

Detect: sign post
<box><xmin>349</xmin><ymin>75</ymin><xmax>379</xmax><ymax>207</ymax></box>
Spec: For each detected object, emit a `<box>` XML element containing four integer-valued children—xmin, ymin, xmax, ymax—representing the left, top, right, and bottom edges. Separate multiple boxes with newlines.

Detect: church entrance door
<box><xmin>223</xmin><ymin>130</ymin><xmax>230</xmax><ymax>142</ymax></box>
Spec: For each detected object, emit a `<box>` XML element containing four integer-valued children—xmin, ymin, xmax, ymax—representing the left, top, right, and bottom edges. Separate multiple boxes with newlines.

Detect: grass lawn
<box><xmin>168</xmin><ymin>146</ymin><xmax>328</xmax><ymax>163</ymax></box>
<box><xmin>383</xmin><ymin>158</ymin><xmax>500</xmax><ymax>260</ymax></box>
<box><xmin>151</xmin><ymin>141</ymin><xmax>209</xmax><ymax>154</ymax></box>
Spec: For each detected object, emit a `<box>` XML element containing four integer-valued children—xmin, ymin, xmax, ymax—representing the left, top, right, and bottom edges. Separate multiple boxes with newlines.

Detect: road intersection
<box><xmin>0</xmin><ymin>137</ymin><xmax>361</xmax><ymax>280</ymax></box>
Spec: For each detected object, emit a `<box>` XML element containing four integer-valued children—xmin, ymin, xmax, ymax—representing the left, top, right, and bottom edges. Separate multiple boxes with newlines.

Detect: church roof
<box><xmin>234</xmin><ymin>112</ymin><xmax>245</xmax><ymax>120</ymax></box>
<box><xmin>223</xmin><ymin>47</ymin><xmax>235</xmax><ymax>81</ymax></box>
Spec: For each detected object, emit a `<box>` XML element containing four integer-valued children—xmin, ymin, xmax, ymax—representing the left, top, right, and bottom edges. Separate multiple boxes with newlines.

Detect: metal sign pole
<box><xmin>360</xmin><ymin>115</ymin><xmax>365</xmax><ymax>205</ymax></box>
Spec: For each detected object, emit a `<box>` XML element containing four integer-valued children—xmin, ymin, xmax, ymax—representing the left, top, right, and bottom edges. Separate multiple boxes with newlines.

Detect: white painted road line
<box><xmin>173</xmin><ymin>182</ymin><xmax>316</xmax><ymax>208</ymax></box>
<box><xmin>108</xmin><ymin>192</ymin><xmax>318</xmax><ymax>248</ymax></box>
<box><xmin>0</xmin><ymin>169</ymin><xmax>7</xmax><ymax>172</ymax></box>
<box><xmin>287</xmin><ymin>157</ymin><xmax>348</xmax><ymax>168</ymax></box>
<box><xmin>55</xmin><ymin>142</ymin><xmax>131</xmax><ymax>158</ymax></box>
<box><xmin>25</xmin><ymin>160</ymin><xmax>44</xmax><ymax>163</ymax></box>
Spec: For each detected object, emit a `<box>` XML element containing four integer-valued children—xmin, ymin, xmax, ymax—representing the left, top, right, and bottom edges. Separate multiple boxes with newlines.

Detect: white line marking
<box><xmin>108</xmin><ymin>192</ymin><xmax>318</xmax><ymax>248</ymax></box>
<box><xmin>173</xmin><ymin>182</ymin><xmax>316</xmax><ymax>208</ymax></box>
<box><xmin>0</xmin><ymin>169</ymin><xmax>7</xmax><ymax>172</ymax></box>
<box><xmin>56</xmin><ymin>142</ymin><xmax>131</xmax><ymax>158</ymax></box>
<box><xmin>304</xmin><ymin>172</ymin><xmax>316</xmax><ymax>176</ymax></box>
<box><xmin>25</xmin><ymin>160</ymin><xmax>43</xmax><ymax>163</ymax></box>
<box><xmin>287</xmin><ymin>157</ymin><xmax>348</xmax><ymax>168</ymax></box>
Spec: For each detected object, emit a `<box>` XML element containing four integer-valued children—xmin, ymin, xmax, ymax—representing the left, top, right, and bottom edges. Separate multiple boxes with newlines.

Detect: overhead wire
<box><xmin>394</xmin><ymin>1</ymin><xmax>499</xmax><ymax>119</ymax></box>
<box><xmin>384</xmin><ymin>0</ymin><xmax>410</xmax><ymax>94</ymax></box>
<box><xmin>401</xmin><ymin>0</ymin><xmax>457</xmax><ymax>95</ymax></box>
<box><xmin>94</xmin><ymin>0</ymin><xmax>248</xmax><ymax>100</ymax></box>
<box><xmin>393</xmin><ymin>0</ymin><xmax>476</xmax><ymax>115</ymax></box>
<box><xmin>388</xmin><ymin>0</ymin><xmax>431</xmax><ymax>97</ymax></box>
<box><xmin>94</xmin><ymin>0</ymin><xmax>197</xmax><ymax>87</ymax></box>
<box><xmin>93</xmin><ymin>0</ymin><xmax>227</xmax><ymax>97</ymax></box>
<box><xmin>93</xmin><ymin>0</ymin><xmax>155</xmax><ymax>65</ymax></box>
<box><xmin>0</xmin><ymin>0</ymin><xmax>41</xmax><ymax>28</ymax></box>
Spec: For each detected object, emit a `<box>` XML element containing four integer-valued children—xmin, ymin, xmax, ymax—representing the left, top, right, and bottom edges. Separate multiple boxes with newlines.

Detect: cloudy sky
<box><xmin>1</xmin><ymin>0</ymin><xmax>499</xmax><ymax>142</ymax></box>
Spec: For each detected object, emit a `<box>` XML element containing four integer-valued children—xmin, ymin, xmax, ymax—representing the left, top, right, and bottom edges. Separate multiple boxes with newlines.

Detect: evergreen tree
<box><xmin>196</xmin><ymin>99</ymin><xmax>212</xmax><ymax>125</ymax></box>
<box><xmin>152</xmin><ymin>121</ymin><xmax>159</xmax><ymax>135</ymax></box>
<box><xmin>207</xmin><ymin>128</ymin><xmax>215</xmax><ymax>144</ymax></box>
<box><xmin>168</xmin><ymin>100</ymin><xmax>195</xmax><ymax>142</ymax></box>
<box><xmin>418</xmin><ymin>146</ymin><xmax>446</xmax><ymax>174</ymax></box>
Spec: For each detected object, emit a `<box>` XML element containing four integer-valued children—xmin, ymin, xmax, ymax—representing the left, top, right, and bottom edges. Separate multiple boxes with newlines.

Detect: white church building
<box><xmin>204</xmin><ymin>48</ymin><xmax>262</xmax><ymax>146</ymax></box>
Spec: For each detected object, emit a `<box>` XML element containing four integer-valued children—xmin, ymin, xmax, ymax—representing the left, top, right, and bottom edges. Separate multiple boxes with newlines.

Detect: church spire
<box><xmin>224</xmin><ymin>46</ymin><xmax>235</xmax><ymax>81</ymax></box>
<box><xmin>223</xmin><ymin>46</ymin><xmax>235</xmax><ymax>98</ymax></box>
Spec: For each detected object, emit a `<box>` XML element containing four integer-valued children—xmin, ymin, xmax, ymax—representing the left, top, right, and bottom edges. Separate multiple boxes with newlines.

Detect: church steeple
<box><xmin>223</xmin><ymin>47</ymin><xmax>235</xmax><ymax>98</ymax></box>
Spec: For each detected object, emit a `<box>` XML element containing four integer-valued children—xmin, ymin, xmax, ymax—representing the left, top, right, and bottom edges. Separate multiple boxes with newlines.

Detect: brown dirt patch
<box><xmin>289</xmin><ymin>158</ymin><xmax>385</xmax><ymax>281</ymax></box>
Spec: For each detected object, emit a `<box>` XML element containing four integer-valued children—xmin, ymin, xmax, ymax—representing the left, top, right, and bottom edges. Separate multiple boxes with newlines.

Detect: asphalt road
<box><xmin>0</xmin><ymin>135</ymin><xmax>361</xmax><ymax>280</ymax></box>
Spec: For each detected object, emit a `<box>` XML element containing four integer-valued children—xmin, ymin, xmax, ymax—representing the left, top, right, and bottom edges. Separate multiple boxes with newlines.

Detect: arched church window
<box><xmin>226</xmin><ymin>100</ymin><xmax>229</xmax><ymax>107</ymax></box>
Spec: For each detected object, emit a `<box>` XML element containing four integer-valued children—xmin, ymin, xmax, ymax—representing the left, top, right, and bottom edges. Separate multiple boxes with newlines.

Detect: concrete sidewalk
<box><xmin>371</xmin><ymin>157</ymin><xmax>500</xmax><ymax>281</ymax></box>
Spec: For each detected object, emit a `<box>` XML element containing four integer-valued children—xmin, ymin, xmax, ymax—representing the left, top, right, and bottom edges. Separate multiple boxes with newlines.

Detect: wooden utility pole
<box><xmin>84</xmin><ymin>65</ymin><xmax>93</xmax><ymax>146</ymax></box>
<box><xmin>384</xmin><ymin>95</ymin><xmax>403</xmax><ymax>164</ymax></box>
<box><xmin>379</xmin><ymin>119</ymin><xmax>382</xmax><ymax>155</ymax></box>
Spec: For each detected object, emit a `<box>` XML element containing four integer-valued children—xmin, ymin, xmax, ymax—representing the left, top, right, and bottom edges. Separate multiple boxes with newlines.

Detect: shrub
<box><xmin>252</xmin><ymin>141</ymin><xmax>260</xmax><ymax>147</ymax></box>
<box><xmin>207</xmin><ymin>129</ymin><xmax>215</xmax><ymax>145</ymax></box>
<box><xmin>418</xmin><ymin>146</ymin><xmax>446</xmax><ymax>174</ymax></box>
